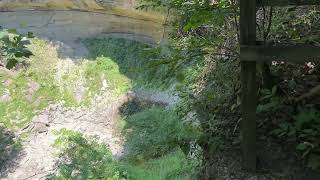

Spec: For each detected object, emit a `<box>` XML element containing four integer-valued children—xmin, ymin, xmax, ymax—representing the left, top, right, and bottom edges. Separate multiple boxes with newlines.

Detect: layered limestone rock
<box><xmin>0</xmin><ymin>0</ymin><xmax>165</xmax><ymax>43</ymax></box>
<box><xmin>0</xmin><ymin>10</ymin><xmax>163</xmax><ymax>43</ymax></box>
<box><xmin>0</xmin><ymin>0</ymin><xmax>164</xmax><ymax>22</ymax></box>
<box><xmin>0</xmin><ymin>0</ymin><xmax>132</xmax><ymax>10</ymax></box>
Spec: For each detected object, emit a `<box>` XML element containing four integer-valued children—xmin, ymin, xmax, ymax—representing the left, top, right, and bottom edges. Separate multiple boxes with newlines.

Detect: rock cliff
<box><xmin>0</xmin><ymin>0</ymin><xmax>163</xmax><ymax>22</ymax></box>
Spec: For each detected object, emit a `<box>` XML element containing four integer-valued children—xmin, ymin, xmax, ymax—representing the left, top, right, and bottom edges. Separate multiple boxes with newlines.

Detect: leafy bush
<box><xmin>176</xmin><ymin>58</ymin><xmax>240</xmax><ymax>153</ymax></box>
<box><xmin>137</xmin><ymin>0</ymin><xmax>320</xmax><ymax>177</ymax></box>
<box><xmin>270</xmin><ymin>108</ymin><xmax>320</xmax><ymax>171</ymax></box>
<box><xmin>49</xmin><ymin>129</ymin><xmax>196</xmax><ymax>180</ymax></box>
<box><xmin>123</xmin><ymin>107</ymin><xmax>198</xmax><ymax>160</ymax></box>
<box><xmin>270</xmin><ymin>7</ymin><xmax>320</xmax><ymax>45</ymax></box>
<box><xmin>258</xmin><ymin>63</ymin><xmax>320</xmax><ymax>171</ymax></box>
<box><xmin>0</xmin><ymin>29</ymin><xmax>33</xmax><ymax>69</ymax></box>
<box><xmin>257</xmin><ymin>86</ymin><xmax>283</xmax><ymax>113</ymax></box>
<box><xmin>48</xmin><ymin>129</ymin><xmax>126</xmax><ymax>180</ymax></box>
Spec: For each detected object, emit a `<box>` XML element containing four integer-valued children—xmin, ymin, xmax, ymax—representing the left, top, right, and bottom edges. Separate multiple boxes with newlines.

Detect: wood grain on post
<box><xmin>240</xmin><ymin>0</ymin><xmax>257</xmax><ymax>171</ymax></box>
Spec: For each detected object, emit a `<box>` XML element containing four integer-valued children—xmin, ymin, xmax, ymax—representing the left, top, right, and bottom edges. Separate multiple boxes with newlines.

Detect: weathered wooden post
<box><xmin>240</xmin><ymin>0</ymin><xmax>257</xmax><ymax>171</ymax></box>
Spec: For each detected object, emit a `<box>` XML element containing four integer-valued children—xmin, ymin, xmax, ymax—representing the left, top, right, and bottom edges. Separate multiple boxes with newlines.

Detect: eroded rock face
<box><xmin>0</xmin><ymin>10</ymin><xmax>163</xmax><ymax>44</ymax></box>
<box><xmin>0</xmin><ymin>0</ymin><xmax>164</xmax><ymax>43</ymax></box>
<box><xmin>0</xmin><ymin>0</ymin><xmax>162</xmax><ymax>22</ymax></box>
<box><xmin>95</xmin><ymin>0</ymin><xmax>136</xmax><ymax>8</ymax></box>
<box><xmin>0</xmin><ymin>0</ymin><xmax>127</xmax><ymax>9</ymax></box>
<box><xmin>0</xmin><ymin>0</ymin><xmax>102</xmax><ymax>9</ymax></box>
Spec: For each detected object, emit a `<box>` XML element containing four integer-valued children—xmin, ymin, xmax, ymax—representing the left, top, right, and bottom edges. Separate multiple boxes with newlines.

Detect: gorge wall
<box><xmin>0</xmin><ymin>0</ymin><xmax>164</xmax><ymax>44</ymax></box>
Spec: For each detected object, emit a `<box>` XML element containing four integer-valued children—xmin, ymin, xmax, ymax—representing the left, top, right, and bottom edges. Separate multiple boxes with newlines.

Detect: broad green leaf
<box><xmin>5</xmin><ymin>58</ymin><xmax>18</xmax><ymax>69</ymax></box>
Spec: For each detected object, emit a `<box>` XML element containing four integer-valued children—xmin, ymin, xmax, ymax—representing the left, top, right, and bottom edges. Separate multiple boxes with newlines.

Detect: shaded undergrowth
<box><xmin>48</xmin><ymin>105</ymin><xmax>198</xmax><ymax>180</ymax></box>
<box><xmin>122</xmin><ymin>107</ymin><xmax>197</xmax><ymax>161</ymax></box>
<box><xmin>83</xmin><ymin>38</ymin><xmax>170</xmax><ymax>89</ymax></box>
<box><xmin>48</xmin><ymin>95</ymin><xmax>198</xmax><ymax>179</ymax></box>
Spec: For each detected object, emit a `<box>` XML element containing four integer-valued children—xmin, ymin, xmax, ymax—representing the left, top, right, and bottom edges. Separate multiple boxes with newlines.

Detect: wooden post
<box><xmin>240</xmin><ymin>0</ymin><xmax>257</xmax><ymax>171</ymax></box>
<box><xmin>238</xmin><ymin>0</ymin><xmax>320</xmax><ymax>172</ymax></box>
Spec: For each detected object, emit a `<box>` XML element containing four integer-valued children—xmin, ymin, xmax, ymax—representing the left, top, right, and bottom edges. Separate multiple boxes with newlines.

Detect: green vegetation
<box><xmin>1</xmin><ymin>3</ymin><xmax>320</xmax><ymax>178</ymax></box>
<box><xmin>136</xmin><ymin>0</ymin><xmax>320</xmax><ymax>178</ymax></box>
<box><xmin>47</xmin><ymin>129</ymin><xmax>124</xmax><ymax>180</ymax></box>
<box><xmin>83</xmin><ymin>38</ymin><xmax>170</xmax><ymax>88</ymax></box>
<box><xmin>48</xmin><ymin>128</ymin><xmax>195</xmax><ymax>180</ymax></box>
<box><xmin>123</xmin><ymin>150</ymin><xmax>193</xmax><ymax>180</ymax></box>
<box><xmin>123</xmin><ymin>107</ymin><xmax>198</xmax><ymax>160</ymax></box>
<box><xmin>47</xmin><ymin>104</ymin><xmax>199</xmax><ymax>179</ymax></box>
<box><xmin>0</xmin><ymin>36</ymin><xmax>132</xmax><ymax>129</ymax></box>
<box><xmin>83</xmin><ymin>57</ymin><xmax>132</xmax><ymax>96</ymax></box>
<box><xmin>270</xmin><ymin>107</ymin><xmax>320</xmax><ymax>170</ymax></box>
<box><xmin>0</xmin><ymin>29</ymin><xmax>33</xmax><ymax>69</ymax></box>
<box><xmin>1</xmin><ymin>33</ymin><xmax>197</xmax><ymax>179</ymax></box>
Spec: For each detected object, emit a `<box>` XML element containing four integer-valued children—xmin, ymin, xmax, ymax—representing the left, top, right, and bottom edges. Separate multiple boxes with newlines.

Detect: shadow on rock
<box><xmin>0</xmin><ymin>126</ymin><xmax>22</xmax><ymax>178</ymax></box>
<box><xmin>119</xmin><ymin>94</ymin><xmax>167</xmax><ymax>117</ymax></box>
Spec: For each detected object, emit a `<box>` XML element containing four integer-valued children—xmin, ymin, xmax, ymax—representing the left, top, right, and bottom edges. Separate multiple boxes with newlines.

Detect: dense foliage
<box><xmin>48</xmin><ymin>129</ymin><xmax>124</xmax><ymax>180</ymax></box>
<box><xmin>123</xmin><ymin>107</ymin><xmax>198</xmax><ymax>160</ymax></box>
<box><xmin>83</xmin><ymin>38</ymin><xmax>168</xmax><ymax>88</ymax></box>
<box><xmin>48</xmin><ymin>123</ymin><xmax>195</xmax><ymax>180</ymax></box>
<box><xmin>0</xmin><ymin>35</ymin><xmax>198</xmax><ymax>179</ymax></box>
<box><xmin>1</xmin><ymin>2</ymin><xmax>320</xmax><ymax>178</ymax></box>
<box><xmin>137</xmin><ymin>0</ymin><xmax>320</xmax><ymax>178</ymax></box>
<box><xmin>0</xmin><ymin>29</ymin><xmax>33</xmax><ymax>69</ymax></box>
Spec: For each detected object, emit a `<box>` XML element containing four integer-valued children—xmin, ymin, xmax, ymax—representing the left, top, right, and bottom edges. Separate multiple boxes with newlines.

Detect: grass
<box><xmin>0</xmin><ymin>36</ymin><xmax>168</xmax><ymax>129</ymax></box>
<box><xmin>0</xmin><ymin>75</ymin><xmax>5</xmax><ymax>95</ymax></box>
<box><xmin>83</xmin><ymin>38</ymin><xmax>168</xmax><ymax>89</ymax></box>
<box><xmin>83</xmin><ymin>57</ymin><xmax>132</xmax><ymax>97</ymax></box>
<box><xmin>0</xmin><ymin>35</ymin><xmax>194</xmax><ymax>179</ymax></box>
<box><xmin>123</xmin><ymin>150</ymin><xmax>193</xmax><ymax>180</ymax></box>
<box><xmin>1</xmin><ymin>36</ymin><xmax>167</xmax><ymax>129</ymax></box>
<box><xmin>47</xmin><ymin>129</ymin><xmax>123</xmax><ymax>180</ymax></box>
<box><xmin>122</xmin><ymin>107</ymin><xmax>197</xmax><ymax>160</ymax></box>
<box><xmin>47</xmin><ymin>106</ymin><xmax>198</xmax><ymax>179</ymax></box>
<box><xmin>120</xmin><ymin>107</ymin><xmax>199</xmax><ymax>179</ymax></box>
<box><xmin>0</xmin><ymin>38</ymin><xmax>132</xmax><ymax>129</ymax></box>
<box><xmin>49</xmin><ymin>129</ymin><xmax>195</xmax><ymax>180</ymax></box>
